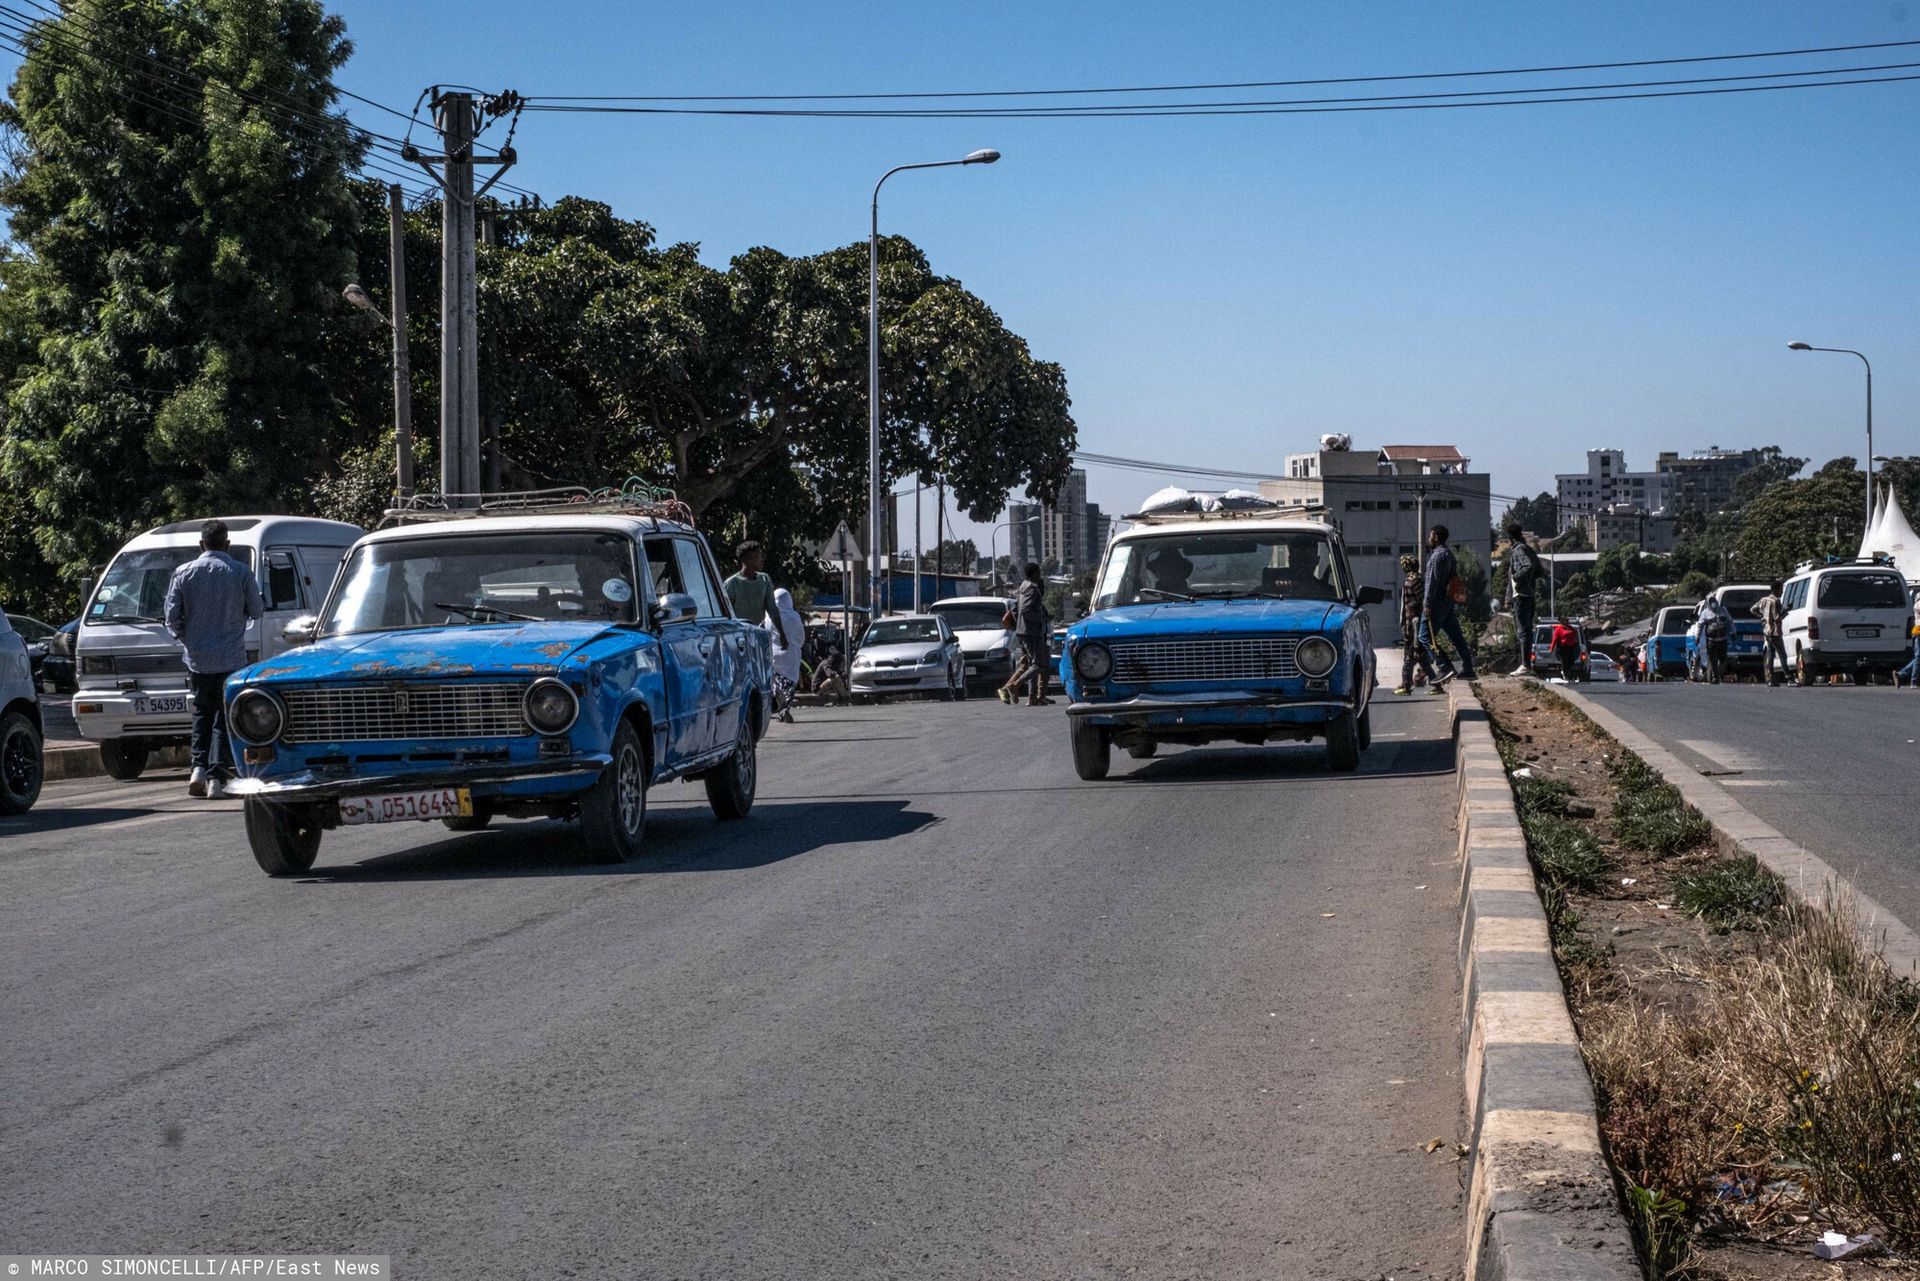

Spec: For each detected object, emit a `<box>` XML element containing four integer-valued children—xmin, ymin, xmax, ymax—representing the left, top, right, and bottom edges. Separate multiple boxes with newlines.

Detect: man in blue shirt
<box><xmin>164</xmin><ymin>520</ymin><xmax>263</xmax><ymax>797</ymax></box>
<box><xmin>1420</xmin><ymin>524</ymin><xmax>1478</xmax><ymax>688</ymax></box>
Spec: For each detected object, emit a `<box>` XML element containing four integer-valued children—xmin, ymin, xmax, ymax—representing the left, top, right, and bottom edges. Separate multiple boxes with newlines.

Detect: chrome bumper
<box><xmin>230</xmin><ymin>755</ymin><xmax>612</xmax><ymax>802</ymax></box>
<box><xmin>1067</xmin><ymin>693</ymin><xmax>1356</xmax><ymax>718</ymax></box>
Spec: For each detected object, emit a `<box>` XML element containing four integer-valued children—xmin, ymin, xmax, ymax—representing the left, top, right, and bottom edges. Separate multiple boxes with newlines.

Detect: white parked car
<box><xmin>1587</xmin><ymin>652</ymin><xmax>1625</xmax><ymax>683</ymax></box>
<box><xmin>72</xmin><ymin>515</ymin><xmax>364</xmax><ymax>779</ymax></box>
<box><xmin>850</xmin><ymin>613</ymin><xmax>966</xmax><ymax>702</ymax></box>
<box><xmin>0</xmin><ymin>609</ymin><xmax>44</xmax><ymax>814</ymax></box>
<box><xmin>928</xmin><ymin>596</ymin><xmax>1016</xmax><ymax>693</ymax></box>
<box><xmin>1780</xmin><ymin>560</ymin><xmax>1914</xmax><ymax>684</ymax></box>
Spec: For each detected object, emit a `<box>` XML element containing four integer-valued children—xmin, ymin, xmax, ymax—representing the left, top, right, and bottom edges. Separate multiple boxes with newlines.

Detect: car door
<box><xmin>259</xmin><ymin>547</ymin><xmax>307</xmax><ymax>659</ymax></box>
<box><xmin>672</xmin><ymin>537</ymin><xmax>744</xmax><ymax>753</ymax></box>
<box><xmin>644</xmin><ymin>536</ymin><xmax>712</xmax><ymax>768</ymax></box>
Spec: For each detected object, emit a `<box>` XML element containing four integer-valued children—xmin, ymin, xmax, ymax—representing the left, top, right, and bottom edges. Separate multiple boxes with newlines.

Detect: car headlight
<box><xmin>229</xmin><ymin>687</ymin><xmax>286</xmax><ymax>745</ymax></box>
<box><xmin>523</xmin><ymin>678</ymin><xmax>579</xmax><ymax>735</ymax></box>
<box><xmin>1074</xmin><ymin>642</ymin><xmax>1113</xmax><ymax>681</ymax></box>
<box><xmin>1296</xmin><ymin>636</ymin><xmax>1338</xmax><ymax>678</ymax></box>
<box><xmin>921</xmin><ymin>649</ymin><xmax>946</xmax><ymax>664</ymax></box>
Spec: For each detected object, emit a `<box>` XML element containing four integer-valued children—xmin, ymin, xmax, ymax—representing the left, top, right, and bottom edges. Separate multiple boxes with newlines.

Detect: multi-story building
<box><xmin>1005</xmin><ymin>469</ymin><xmax>1109</xmax><ymax>576</ymax></box>
<box><xmin>1006</xmin><ymin>500</ymin><xmax>1042</xmax><ymax>570</ymax></box>
<box><xmin>1260</xmin><ymin>442</ymin><xmax>1492</xmax><ymax>642</ymax></box>
<box><xmin>1579</xmin><ymin>504</ymin><xmax>1678</xmax><ymax>554</ymax></box>
<box><xmin>1656</xmin><ymin>447</ymin><xmax>1762</xmax><ymax>515</ymax></box>
<box><xmin>1553</xmin><ymin>450</ymin><xmax>1669</xmax><ymax>532</ymax></box>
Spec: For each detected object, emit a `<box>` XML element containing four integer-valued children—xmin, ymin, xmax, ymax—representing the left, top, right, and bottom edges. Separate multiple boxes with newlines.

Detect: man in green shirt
<box><xmin>723</xmin><ymin>540</ymin><xmax>776</xmax><ymax>628</ymax></box>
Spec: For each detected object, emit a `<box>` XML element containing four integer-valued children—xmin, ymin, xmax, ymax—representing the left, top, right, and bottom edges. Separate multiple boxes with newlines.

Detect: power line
<box><xmin>527</xmin><ymin>38</ymin><xmax>1920</xmax><ymax>102</ymax></box>
<box><xmin>522</xmin><ymin>72</ymin><xmax>1920</xmax><ymax>119</ymax></box>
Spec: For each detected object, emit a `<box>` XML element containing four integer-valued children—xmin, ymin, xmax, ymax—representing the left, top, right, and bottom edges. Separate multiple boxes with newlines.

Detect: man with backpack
<box><xmin>1420</xmin><ymin>524</ymin><xmax>1478</xmax><ymax>688</ymax></box>
<box><xmin>1696</xmin><ymin>595</ymin><xmax>1733</xmax><ymax>684</ymax></box>
<box><xmin>1503</xmin><ymin>520</ymin><xmax>1541</xmax><ymax>677</ymax></box>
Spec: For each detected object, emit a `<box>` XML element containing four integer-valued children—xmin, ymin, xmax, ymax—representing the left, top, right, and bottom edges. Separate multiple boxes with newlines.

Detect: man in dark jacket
<box><xmin>1420</xmin><ymin>524</ymin><xmax>1477</xmax><ymax>688</ymax></box>
<box><xmin>1503</xmin><ymin>520</ymin><xmax>1541</xmax><ymax>677</ymax></box>
<box><xmin>1008</xmin><ymin>563</ymin><xmax>1052</xmax><ymax>707</ymax></box>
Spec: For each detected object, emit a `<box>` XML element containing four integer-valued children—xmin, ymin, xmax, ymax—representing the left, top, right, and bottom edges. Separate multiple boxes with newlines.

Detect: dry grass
<box><xmin>1584</xmin><ymin>892</ymin><xmax>1920</xmax><ymax>1248</ymax></box>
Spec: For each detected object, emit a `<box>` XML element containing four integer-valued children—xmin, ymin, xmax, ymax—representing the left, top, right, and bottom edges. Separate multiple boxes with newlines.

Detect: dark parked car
<box><xmin>40</xmin><ymin>619</ymin><xmax>78</xmax><ymax>694</ymax></box>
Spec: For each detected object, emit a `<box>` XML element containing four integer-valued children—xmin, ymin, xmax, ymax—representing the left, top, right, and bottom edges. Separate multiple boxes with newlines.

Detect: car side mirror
<box><xmin>1355</xmin><ymin>585</ymin><xmax>1388</xmax><ymax>605</ymax></box>
<box><xmin>652</xmin><ymin>592</ymin><xmax>698</xmax><ymax>628</ymax></box>
<box><xmin>282</xmin><ymin>615</ymin><xmax>319</xmax><ymax>645</ymax></box>
<box><xmin>79</xmin><ymin>577</ymin><xmax>96</xmax><ymax>608</ymax></box>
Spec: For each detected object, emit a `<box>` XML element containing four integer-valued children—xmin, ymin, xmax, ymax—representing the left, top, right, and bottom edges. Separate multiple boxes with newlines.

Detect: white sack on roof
<box><xmin>1139</xmin><ymin>487</ymin><xmax>1210</xmax><ymax>514</ymax></box>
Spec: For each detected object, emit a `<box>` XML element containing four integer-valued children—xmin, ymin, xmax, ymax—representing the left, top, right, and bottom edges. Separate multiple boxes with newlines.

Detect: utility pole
<box><xmin>385</xmin><ymin>184</ymin><xmax>413</xmax><ymax>498</ymax></box>
<box><xmin>408</xmin><ymin>88</ymin><xmax>519</xmax><ymax>505</ymax></box>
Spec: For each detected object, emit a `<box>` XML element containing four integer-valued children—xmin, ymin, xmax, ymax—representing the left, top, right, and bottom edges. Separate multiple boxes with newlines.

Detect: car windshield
<box><xmin>931</xmin><ymin>602</ymin><xmax>1006</xmax><ymax>631</ymax></box>
<box><xmin>1094</xmin><ymin>530</ymin><xmax>1345</xmax><ymax>609</ymax></box>
<box><xmin>8</xmin><ymin>615</ymin><xmax>53</xmax><ymax>641</ymax></box>
<box><xmin>321</xmin><ymin>532</ymin><xmax>638</xmax><ymax>636</ymax></box>
<box><xmin>1818</xmin><ymin>572</ymin><xmax>1907</xmax><ymax>609</ymax></box>
<box><xmin>863</xmin><ymin>619</ymin><xmax>941</xmax><ymax>647</ymax></box>
<box><xmin>1719</xmin><ymin>588</ymin><xmax>1765</xmax><ymax>613</ymax></box>
<box><xmin>88</xmin><ymin>546</ymin><xmax>254</xmax><ymax>625</ymax></box>
<box><xmin>1658</xmin><ymin>611</ymin><xmax>1691</xmax><ymax>635</ymax></box>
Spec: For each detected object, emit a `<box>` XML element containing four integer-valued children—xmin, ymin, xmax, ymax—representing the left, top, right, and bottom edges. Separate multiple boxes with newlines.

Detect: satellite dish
<box><xmin>1320</xmin><ymin>433</ymin><xmax>1352</xmax><ymax>451</ymax></box>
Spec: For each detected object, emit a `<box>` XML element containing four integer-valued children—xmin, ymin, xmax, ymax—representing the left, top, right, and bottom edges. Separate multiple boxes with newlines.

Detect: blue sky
<box><xmin>14</xmin><ymin>1</ymin><xmax>1920</xmax><ymax>546</ymax></box>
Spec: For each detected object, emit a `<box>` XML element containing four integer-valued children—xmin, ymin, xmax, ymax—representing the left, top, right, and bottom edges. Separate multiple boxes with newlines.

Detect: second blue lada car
<box><xmin>225</xmin><ymin>506</ymin><xmax>771</xmax><ymax>875</ymax></box>
<box><xmin>1061</xmin><ymin>502</ymin><xmax>1384</xmax><ymax>778</ymax></box>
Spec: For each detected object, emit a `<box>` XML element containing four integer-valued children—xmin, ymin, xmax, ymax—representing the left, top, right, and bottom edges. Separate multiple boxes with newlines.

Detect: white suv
<box><xmin>0</xmin><ymin>610</ymin><xmax>44</xmax><ymax>813</ymax></box>
<box><xmin>1780</xmin><ymin>562</ymin><xmax>1913</xmax><ymax>684</ymax></box>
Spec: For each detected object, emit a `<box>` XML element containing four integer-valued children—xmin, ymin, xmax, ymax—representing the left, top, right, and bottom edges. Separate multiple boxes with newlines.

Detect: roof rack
<box><xmin>379</xmin><ymin>483</ymin><xmax>696</xmax><ymax>529</ymax></box>
<box><xmin>1122</xmin><ymin>501</ymin><xmax>1332</xmax><ymax>524</ymax></box>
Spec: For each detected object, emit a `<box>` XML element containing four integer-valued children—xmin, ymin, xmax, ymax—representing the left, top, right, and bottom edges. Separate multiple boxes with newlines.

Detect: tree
<box><xmin>1731</xmin><ymin>459</ymin><xmax>1867</xmax><ymax>580</ymax></box>
<box><xmin>1456</xmin><ymin>546</ymin><xmax>1490</xmax><ymax>624</ymax></box>
<box><xmin>0</xmin><ymin>0</ymin><xmax>366</xmax><ymax>578</ymax></box>
<box><xmin>1592</xmin><ymin>542</ymin><xmax>1642</xmax><ymax>591</ymax></box>
<box><xmin>1728</xmin><ymin>446</ymin><xmax>1806</xmax><ymax>510</ymax></box>
<box><xmin>1504</xmin><ymin>492</ymin><xmax>1558</xmax><ymax>538</ymax></box>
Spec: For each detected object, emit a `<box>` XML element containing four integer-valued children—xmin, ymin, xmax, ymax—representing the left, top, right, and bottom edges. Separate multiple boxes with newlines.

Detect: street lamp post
<box><xmin>870</xmin><ymin>148</ymin><xmax>999</xmax><ymax>618</ymax></box>
<box><xmin>1788</xmin><ymin>342</ymin><xmax>1873</xmax><ymax>530</ymax></box>
<box><xmin>990</xmin><ymin>513</ymin><xmax>1041</xmax><ymax>590</ymax></box>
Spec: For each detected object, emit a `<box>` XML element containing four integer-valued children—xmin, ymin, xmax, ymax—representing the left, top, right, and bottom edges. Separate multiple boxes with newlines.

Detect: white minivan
<box><xmin>1780</xmin><ymin>560</ymin><xmax>1914</xmax><ymax>685</ymax></box>
<box><xmin>72</xmin><ymin>515</ymin><xmax>364</xmax><ymax>778</ymax></box>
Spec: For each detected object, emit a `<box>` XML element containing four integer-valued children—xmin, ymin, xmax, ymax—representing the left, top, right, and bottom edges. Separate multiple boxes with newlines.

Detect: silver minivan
<box><xmin>72</xmin><ymin>515</ymin><xmax>364</xmax><ymax>778</ymax></box>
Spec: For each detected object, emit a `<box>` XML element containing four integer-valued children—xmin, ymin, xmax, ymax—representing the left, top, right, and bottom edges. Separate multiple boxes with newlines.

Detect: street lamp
<box><xmin>344</xmin><ymin>274</ymin><xmax>414</xmax><ymax>500</ymax></box>
<box><xmin>989</xmin><ymin>512</ymin><xmax>1041</xmax><ymax>590</ymax></box>
<box><xmin>869</xmin><ymin>148</ymin><xmax>1000</xmax><ymax>617</ymax></box>
<box><xmin>1788</xmin><ymin>341</ymin><xmax>1873</xmax><ymax>530</ymax></box>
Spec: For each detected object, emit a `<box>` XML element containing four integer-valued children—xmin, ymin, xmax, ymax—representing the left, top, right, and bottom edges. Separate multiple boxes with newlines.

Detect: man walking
<box><xmin>1752</xmin><ymin>581</ymin><xmax>1788</xmax><ymax>687</ymax></box>
<box><xmin>164</xmin><ymin>519</ymin><xmax>263</xmax><ymax>798</ymax></box>
<box><xmin>723</xmin><ymin>540</ymin><xmax>777</xmax><ymax>629</ymax></box>
<box><xmin>1696</xmin><ymin>594</ymin><xmax>1732</xmax><ymax>684</ymax></box>
<box><xmin>1503</xmin><ymin>520</ymin><xmax>1541</xmax><ymax>677</ymax></box>
<box><xmin>1420</xmin><ymin>524</ymin><xmax>1478</xmax><ymax>689</ymax></box>
<box><xmin>1004</xmin><ymin>562</ymin><xmax>1053</xmax><ymax>707</ymax></box>
<box><xmin>1393</xmin><ymin>553</ymin><xmax>1437</xmax><ymax>696</ymax></box>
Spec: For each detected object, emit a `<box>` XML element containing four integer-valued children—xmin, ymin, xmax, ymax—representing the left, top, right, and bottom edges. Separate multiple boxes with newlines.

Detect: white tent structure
<box><xmin>1859</xmin><ymin>483</ymin><xmax>1920</xmax><ymax>585</ymax></box>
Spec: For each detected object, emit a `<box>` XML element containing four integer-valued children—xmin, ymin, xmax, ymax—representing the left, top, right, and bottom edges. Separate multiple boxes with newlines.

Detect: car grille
<box><xmin>281</xmin><ymin>683</ymin><xmax>530</xmax><ymax>744</ymax></box>
<box><xmin>1110</xmin><ymin>636</ymin><xmax>1302</xmax><ymax>683</ymax></box>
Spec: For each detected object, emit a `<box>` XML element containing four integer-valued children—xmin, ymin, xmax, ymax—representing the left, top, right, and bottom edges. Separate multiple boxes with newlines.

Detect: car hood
<box><xmin>1070</xmin><ymin>598</ymin><xmax>1342</xmax><ymax>640</ymax></box>
<box><xmin>950</xmin><ymin>629</ymin><xmax>1013</xmax><ymax>656</ymax></box>
<box><xmin>243</xmin><ymin>620</ymin><xmax>620</xmax><ymax>682</ymax></box>
<box><xmin>855</xmin><ymin>640</ymin><xmax>947</xmax><ymax>664</ymax></box>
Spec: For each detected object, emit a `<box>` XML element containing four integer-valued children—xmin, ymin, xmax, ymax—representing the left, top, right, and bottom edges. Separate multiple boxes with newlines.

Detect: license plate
<box><xmin>1845</xmin><ymin>627</ymin><xmax>1880</xmax><ymax>639</ymax></box>
<box><xmin>966</xmin><ymin>664</ymin><xmax>979</xmax><ymax>675</ymax></box>
<box><xmin>133</xmin><ymin>694</ymin><xmax>189</xmax><ymax>716</ymax></box>
<box><xmin>338</xmin><ymin>787</ymin><xmax>472</xmax><ymax>825</ymax></box>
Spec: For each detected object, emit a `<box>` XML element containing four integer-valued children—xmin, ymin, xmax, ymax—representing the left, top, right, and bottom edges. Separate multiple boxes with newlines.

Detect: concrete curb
<box><xmin>1553</xmin><ymin>684</ymin><xmax>1920</xmax><ymax>978</ymax></box>
<box><xmin>1448</xmin><ymin>682</ymin><xmax>1641</xmax><ymax>1281</ymax></box>
<box><xmin>41</xmin><ymin>743</ymin><xmax>188</xmax><ymax>782</ymax></box>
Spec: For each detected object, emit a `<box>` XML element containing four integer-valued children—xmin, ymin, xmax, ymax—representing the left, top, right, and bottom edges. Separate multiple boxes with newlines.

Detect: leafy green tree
<box><xmin>0</xmin><ymin>0</ymin><xmax>366</xmax><ymax>577</ymax></box>
<box><xmin>1504</xmin><ymin>492</ymin><xmax>1558</xmax><ymax>537</ymax></box>
<box><xmin>1456</xmin><ymin>545</ymin><xmax>1490</xmax><ymax>623</ymax></box>
<box><xmin>1593</xmin><ymin>542</ymin><xmax>1642</xmax><ymax>591</ymax></box>
<box><xmin>1729</xmin><ymin>446</ymin><xmax>1806</xmax><ymax>510</ymax></box>
<box><xmin>1672</xmin><ymin>570</ymin><xmax>1714</xmax><ymax>602</ymax></box>
<box><xmin>1731</xmin><ymin>460</ymin><xmax>1867</xmax><ymax>579</ymax></box>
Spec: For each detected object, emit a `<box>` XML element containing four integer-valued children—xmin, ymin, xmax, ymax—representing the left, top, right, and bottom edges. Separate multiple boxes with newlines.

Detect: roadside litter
<box><xmin>1812</xmin><ymin>1231</ymin><xmax>1875</xmax><ymax>1260</ymax></box>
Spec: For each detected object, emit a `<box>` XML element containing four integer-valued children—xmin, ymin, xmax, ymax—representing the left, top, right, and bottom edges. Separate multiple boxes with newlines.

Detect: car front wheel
<box><xmin>244</xmin><ymin>800</ymin><xmax>322</xmax><ymax>876</ymax></box>
<box><xmin>0</xmin><ymin>710</ymin><xmax>43</xmax><ymax>815</ymax></box>
<box><xmin>1070</xmin><ymin>718</ymin><xmax>1111</xmax><ymax>781</ymax></box>
<box><xmin>704</xmin><ymin>710</ymin><xmax>757</xmax><ymax>821</ymax></box>
<box><xmin>581</xmin><ymin>720</ymin><xmax>648</xmax><ymax>862</ymax></box>
<box><xmin>1325</xmin><ymin>711</ymin><xmax>1361</xmax><ymax>772</ymax></box>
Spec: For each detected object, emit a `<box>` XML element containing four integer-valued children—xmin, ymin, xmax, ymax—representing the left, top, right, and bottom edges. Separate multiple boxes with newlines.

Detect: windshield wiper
<box><xmin>1196</xmin><ymin>589</ymin><xmax>1285</xmax><ymax>601</ymax></box>
<box><xmin>96</xmin><ymin>613</ymin><xmax>164</xmax><ymax>624</ymax></box>
<box><xmin>434</xmin><ymin>601</ymin><xmax>541</xmax><ymax>623</ymax></box>
<box><xmin>1137</xmin><ymin>587</ymin><xmax>1194</xmax><ymax>603</ymax></box>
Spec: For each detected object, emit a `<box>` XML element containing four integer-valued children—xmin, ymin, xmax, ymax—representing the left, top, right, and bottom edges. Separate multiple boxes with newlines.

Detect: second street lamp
<box><xmin>869</xmin><ymin>148</ymin><xmax>999</xmax><ymax>617</ymax></box>
<box><xmin>1788</xmin><ymin>341</ymin><xmax>1873</xmax><ymax>531</ymax></box>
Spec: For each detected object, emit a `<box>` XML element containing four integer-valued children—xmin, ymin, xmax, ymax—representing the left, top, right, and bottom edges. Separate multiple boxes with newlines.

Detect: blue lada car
<box><xmin>224</xmin><ymin>509</ymin><xmax>771</xmax><ymax>875</ymax></box>
<box><xmin>1061</xmin><ymin>507</ymin><xmax>1385</xmax><ymax>779</ymax></box>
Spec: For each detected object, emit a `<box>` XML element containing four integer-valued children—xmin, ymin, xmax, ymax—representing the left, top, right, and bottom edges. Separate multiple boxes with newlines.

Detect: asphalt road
<box><xmin>1578</xmin><ymin>681</ymin><xmax>1920</xmax><ymax>926</ymax></box>
<box><xmin>3</xmin><ymin>695</ymin><xmax>1465</xmax><ymax>1279</ymax></box>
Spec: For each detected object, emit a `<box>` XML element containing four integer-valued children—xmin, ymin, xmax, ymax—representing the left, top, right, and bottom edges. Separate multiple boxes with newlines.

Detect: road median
<box><xmin>1448</xmin><ymin>682</ymin><xmax>1641</xmax><ymax>1280</ymax></box>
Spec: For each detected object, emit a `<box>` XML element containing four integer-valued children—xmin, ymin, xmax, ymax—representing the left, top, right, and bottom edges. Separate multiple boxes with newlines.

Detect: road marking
<box><xmin>1719</xmin><ymin>778</ymin><xmax>1786</xmax><ymax>788</ymax></box>
<box><xmin>1676</xmin><ymin>739</ymin><xmax>1768</xmax><ymax>772</ymax></box>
